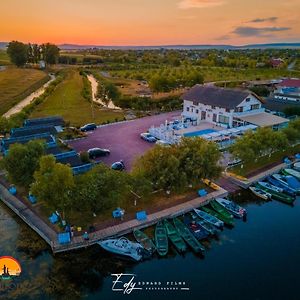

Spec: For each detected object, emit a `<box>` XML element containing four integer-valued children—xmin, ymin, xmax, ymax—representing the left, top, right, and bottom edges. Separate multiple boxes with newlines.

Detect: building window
<box><xmin>219</xmin><ymin>115</ymin><xmax>229</xmax><ymax>124</ymax></box>
<box><xmin>196</xmin><ymin>109</ymin><xmax>199</xmax><ymax>114</ymax></box>
<box><xmin>251</xmin><ymin>104</ymin><xmax>260</xmax><ymax>110</ymax></box>
<box><xmin>245</xmin><ymin>98</ymin><xmax>251</xmax><ymax>102</ymax></box>
<box><xmin>212</xmin><ymin>105</ymin><xmax>216</xmax><ymax>109</ymax></box>
<box><xmin>186</xmin><ymin>107</ymin><xmax>190</xmax><ymax>112</ymax></box>
<box><xmin>234</xmin><ymin>107</ymin><xmax>243</xmax><ymax>113</ymax></box>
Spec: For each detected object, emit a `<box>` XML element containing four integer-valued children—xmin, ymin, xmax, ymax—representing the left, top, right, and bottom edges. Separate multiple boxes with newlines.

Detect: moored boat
<box><xmin>173</xmin><ymin>218</ymin><xmax>205</xmax><ymax>253</ymax></box>
<box><xmin>249</xmin><ymin>186</ymin><xmax>271</xmax><ymax>200</ymax></box>
<box><xmin>293</xmin><ymin>162</ymin><xmax>300</xmax><ymax>172</ymax></box>
<box><xmin>98</xmin><ymin>237</ymin><xmax>144</xmax><ymax>261</ymax></box>
<box><xmin>282</xmin><ymin>175</ymin><xmax>300</xmax><ymax>194</ymax></box>
<box><xmin>193</xmin><ymin>208</ymin><xmax>224</xmax><ymax>229</ymax></box>
<box><xmin>257</xmin><ymin>181</ymin><xmax>283</xmax><ymax>193</ymax></box>
<box><xmin>210</xmin><ymin>200</ymin><xmax>235</xmax><ymax>219</ymax></box>
<box><xmin>282</xmin><ymin>168</ymin><xmax>300</xmax><ymax>181</ymax></box>
<box><xmin>214</xmin><ymin>198</ymin><xmax>247</xmax><ymax>218</ymax></box>
<box><xmin>133</xmin><ymin>229</ymin><xmax>156</xmax><ymax>253</ymax></box>
<box><xmin>183</xmin><ymin>215</ymin><xmax>210</xmax><ymax>240</ymax></box>
<box><xmin>155</xmin><ymin>221</ymin><xmax>168</xmax><ymax>256</ymax></box>
<box><xmin>189</xmin><ymin>212</ymin><xmax>219</xmax><ymax>235</ymax></box>
<box><xmin>268</xmin><ymin>175</ymin><xmax>296</xmax><ymax>196</ymax></box>
<box><xmin>202</xmin><ymin>179</ymin><xmax>220</xmax><ymax>190</ymax></box>
<box><xmin>163</xmin><ymin>219</ymin><xmax>187</xmax><ymax>253</ymax></box>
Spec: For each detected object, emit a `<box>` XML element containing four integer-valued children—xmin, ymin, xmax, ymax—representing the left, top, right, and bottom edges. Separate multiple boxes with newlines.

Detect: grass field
<box><xmin>0</xmin><ymin>50</ymin><xmax>10</xmax><ymax>65</ymax></box>
<box><xmin>0</xmin><ymin>66</ymin><xmax>49</xmax><ymax>116</ymax></box>
<box><xmin>30</xmin><ymin>69</ymin><xmax>124</xmax><ymax>126</ymax></box>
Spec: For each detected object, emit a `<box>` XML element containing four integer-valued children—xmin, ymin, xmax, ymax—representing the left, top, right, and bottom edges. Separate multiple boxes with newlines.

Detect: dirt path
<box><xmin>87</xmin><ymin>74</ymin><xmax>121</xmax><ymax>110</ymax></box>
<box><xmin>3</xmin><ymin>73</ymin><xmax>56</xmax><ymax>118</ymax></box>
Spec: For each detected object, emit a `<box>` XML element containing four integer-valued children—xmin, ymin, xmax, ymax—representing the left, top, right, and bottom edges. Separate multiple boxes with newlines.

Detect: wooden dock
<box><xmin>0</xmin><ymin>182</ymin><xmax>228</xmax><ymax>254</ymax></box>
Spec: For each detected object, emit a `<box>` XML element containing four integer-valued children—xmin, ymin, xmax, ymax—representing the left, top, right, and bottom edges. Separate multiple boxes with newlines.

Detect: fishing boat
<box><xmin>210</xmin><ymin>200</ymin><xmax>235</xmax><ymax>220</ymax></box>
<box><xmin>282</xmin><ymin>175</ymin><xmax>300</xmax><ymax>194</ymax></box>
<box><xmin>201</xmin><ymin>206</ymin><xmax>235</xmax><ymax>227</ymax></box>
<box><xmin>193</xmin><ymin>208</ymin><xmax>224</xmax><ymax>229</ymax></box>
<box><xmin>163</xmin><ymin>219</ymin><xmax>187</xmax><ymax>253</ymax></box>
<box><xmin>214</xmin><ymin>198</ymin><xmax>247</xmax><ymax>218</ymax></box>
<box><xmin>293</xmin><ymin>162</ymin><xmax>300</xmax><ymax>172</ymax></box>
<box><xmin>202</xmin><ymin>179</ymin><xmax>220</xmax><ymax>190</ymax></box>
<box><xmin>282</xmin><ymin>168</ymin><xmax>300</xmax><ymax>181</ymax></box>
<box><xmin>249</xmin><ymin>186</ymin><xmax>271</xmax><ymax>200</ymax></box>
<box><xmin>183</xmin><ymin>215</ymin><xmax>210</xmax><ymax>240</ymax></box>
<box><xmin>268</xmin><ymin>175</ymin><xmax>296</xmax><ymax>196</ymax></box>
<box><xmin>173</xmin><ymin>218</ymin><xmax>205</xmax><ymax>253</ymax></box>
<box><xmin>133</xmin><ymin>229</ymin><xmax>156</xmax><ymax>254</ymax></box>
<box><xmin>257</xmin><ymin>182</ymin><xmax>295</xmax><ymax>204</ymax></box>
<box><xmin>155</xmin><ymin>221</ymin><xmax>168</xmax><ymax>256</ymax></box>
<box><xmin>98</xmin><ymin>237</ymin><xmax>144</xmax><ymax>261</ymax></box>
<box><xmin>155</xmin><ymin>222</ymin><xmax>169</xmax><ymax>256</ymax></box>
<box><xmin>189</xmin><ymin>212</ymin><xmax>219</xmax><ymax>235</ymax></box>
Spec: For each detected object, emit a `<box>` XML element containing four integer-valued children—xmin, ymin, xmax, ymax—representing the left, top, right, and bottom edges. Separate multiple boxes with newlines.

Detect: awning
<box><xmin>237</xmin><ymin>112</ymin><xmax>289</xmax><ymax>127</ymax></box>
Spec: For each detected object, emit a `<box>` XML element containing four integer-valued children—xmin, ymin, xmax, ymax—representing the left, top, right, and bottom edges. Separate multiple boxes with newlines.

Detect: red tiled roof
<box><xmin>278</xmin><ymin>79</ymin><xmax>300</xmax><ymax>88</ymax></box>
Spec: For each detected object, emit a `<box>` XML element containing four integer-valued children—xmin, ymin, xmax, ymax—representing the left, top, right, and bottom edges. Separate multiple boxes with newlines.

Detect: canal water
<box><xmin>1</xmin><ymin>191</ymin><xmax>300</xmax><ymax>300</ymax></box>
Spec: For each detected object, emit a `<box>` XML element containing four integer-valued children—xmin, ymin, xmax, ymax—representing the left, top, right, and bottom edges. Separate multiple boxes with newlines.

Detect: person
<box><xmin>83</xmin><ymin>231</ymin><xmax>89</xmax><ymax>241</ymax></box>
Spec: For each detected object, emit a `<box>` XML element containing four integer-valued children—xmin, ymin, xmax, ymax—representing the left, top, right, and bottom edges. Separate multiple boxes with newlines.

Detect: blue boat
<box><xmin>280</xmin><ymin>175</ymin><xmax>300</xmax><ymax>194</ymax></box>
<box><xmin>183</xmin><ymin>215</ymin><xmax>210</xmax><ymax>240</ymax></box>
<box><xmin>268</xmin><ymin>175</ymin><xmax>296</xmax><ymax>197</ymax></box>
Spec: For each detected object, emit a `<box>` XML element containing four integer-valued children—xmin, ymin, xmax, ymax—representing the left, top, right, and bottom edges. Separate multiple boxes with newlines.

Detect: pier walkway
<box><xmin>0</xmin><ymin>182</ymin><xmax>227</xmax><ymax>254</ymax></box>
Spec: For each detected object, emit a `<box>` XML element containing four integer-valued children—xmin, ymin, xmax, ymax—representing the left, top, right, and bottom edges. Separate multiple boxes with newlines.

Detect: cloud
<box><xmin>215</xmin><ymin>35</ymin><xmax>231</xmax><ymax>41</ymax></box>
<box><xmin>249</xmin><ymin>17</ymin><xmax>278</xmax><ymax>23</ymax></box>
<box><xmin>178</xmin><ymin>0</ymin><xmax>224</xmax><ymax>9</ymax></box>
<box><xmin>232</xmin><ymin>26</ymin><xmax>291</xmax><ymax>37</ymax></box>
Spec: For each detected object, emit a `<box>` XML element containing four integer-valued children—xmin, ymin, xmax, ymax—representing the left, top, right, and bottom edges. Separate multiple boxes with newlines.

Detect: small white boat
<box><xmin>249</xmin><ymin>186</ymin><xmax>271</xmax><ymax>200</ymax></box>
<box><xmin>293</xmin><ymin>162</ymin><xmax>300</xmax><ymax>172</ymax></box>
<box><xmin>215</xmin><ymin>198</ymin><xmax>247</xmax><ymax>218</ymax></box>
<box><xmin>258</xmin><ymin>181</ymin><xmax>284</xmax><ymax>193</ymax></box>
<box><xmin>98</xmin><ymin>237</ymin><xmax>144</xmax><ymax>261</ymax></box>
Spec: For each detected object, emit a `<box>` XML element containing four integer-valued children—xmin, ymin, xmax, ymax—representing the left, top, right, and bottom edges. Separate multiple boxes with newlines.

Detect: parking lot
<box><xmin>69</xmin><ymin>111</ymin><xmax>181</xmax><ymax>170</ymax></box>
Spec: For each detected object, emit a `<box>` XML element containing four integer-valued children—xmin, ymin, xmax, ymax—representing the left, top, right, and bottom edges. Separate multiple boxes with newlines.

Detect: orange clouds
<box><xmin>178</xmin><ymin>0</ymin><xmax>225</xmax><ymax>9</ymax></box>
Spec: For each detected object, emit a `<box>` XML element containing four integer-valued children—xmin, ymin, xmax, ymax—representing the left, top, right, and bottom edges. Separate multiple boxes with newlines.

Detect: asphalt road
<box><xmin>69</xmin><ymin>111</ymin><xmax>181</xmax><ymax>169</ymax></box>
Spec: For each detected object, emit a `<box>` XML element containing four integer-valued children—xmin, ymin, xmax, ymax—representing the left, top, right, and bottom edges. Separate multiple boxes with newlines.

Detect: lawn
<box><xmin>0</xmin><ymin>50</ymin><xmax>10</xmax><ymax>65</ymax></box>
<box><xmin>0</xmin><ymin>66</ymin><xmax>49</xmax><ymax>116</ymax></box>
<box><xmin>30</xmin><ymin>69</ymin><xmax>124</xmax><ymax>126</ymax></box>
<box><xmin>230</xmin><ymin>144</ymin><xmax>300</xmax><ymax>177</ymax></box>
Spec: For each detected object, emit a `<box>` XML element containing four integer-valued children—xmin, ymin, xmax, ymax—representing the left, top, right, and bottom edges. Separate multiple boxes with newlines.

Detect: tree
<box><xmin>31</xmin><ymin>155</ymin><xmax>75</xmax><ymax>214</ymax></box>
<box><xmin>3</xmin><ymin>140</ymin><xmax>45</xmax><ymax>187</ymax></box>
<box><xmin>7</xmin><ymin>41</ymin><xmax>28</xmax><ymax>67</ymax></box>
<box><xmin>41</xmin><ymin>43</ymin><xmax>60</xmax><ymax>65</ymax></box>
<box><xmin>0</xmin><ymin>117</ymin><xmax>10</xmax><ymax>135</ymax></box>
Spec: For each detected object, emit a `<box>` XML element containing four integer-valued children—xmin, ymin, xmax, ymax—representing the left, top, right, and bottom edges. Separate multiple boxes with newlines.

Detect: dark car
<box><xmin>140</xmin><ymin>132</ymin><xmax>156</xmax><ymax>143</ymax></box>
<box><xmin>80</xmin><ymin>123</ymin><xmax>97</xmax><ymax>132</ymax></box>
<box><xmin>88</xmin><ymin>148</ymin><xmax>110</xmax><ymax>158</ymax></box>
<box><xmin>111</xmin><ymin>160</ymin><xmax>125</xmax><ymax>171</ymax></box>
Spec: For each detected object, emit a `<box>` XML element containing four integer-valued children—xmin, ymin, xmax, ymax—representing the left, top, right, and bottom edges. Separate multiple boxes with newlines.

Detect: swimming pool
<box><xmin>183</xmin><ymin>128</ymin><xmax>217</xmax><ymax>137</ymax></box>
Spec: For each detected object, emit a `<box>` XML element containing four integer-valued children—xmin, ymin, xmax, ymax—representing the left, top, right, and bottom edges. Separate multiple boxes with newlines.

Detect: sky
<box><xmin>0</xmin><ymin>0</ymin><xmax>299</xmax><ymax>45</ymax></box>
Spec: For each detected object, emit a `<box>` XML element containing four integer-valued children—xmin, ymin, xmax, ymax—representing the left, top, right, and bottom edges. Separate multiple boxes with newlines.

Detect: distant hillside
<box><xmin>1</xmin><ymin>41</ymin><xmax>300</xmax><ymax>50</ymax></box>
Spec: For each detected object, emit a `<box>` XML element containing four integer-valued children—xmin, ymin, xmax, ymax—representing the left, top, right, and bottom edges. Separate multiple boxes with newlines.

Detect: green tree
<box><xmin>41</xmin><ymin>43</ymin><xmax>60</xmax><ymax>65</ymax></box>
<box><xmin>7</xmin><ymin>41</ymin><xmax>28</xmax><ymax>67</ymax></box>
<box><xmin>0</xmin><ymin>117</ymin><xmax>10</xmax><ymax>135</ymax></box>
<box><xmin>31</xmin><ymin>155</ymin><xmax>75</xmax><ymax>214</ymax></box>
<box><xmin>3</xmin><ymin>140</ymin><xmax>45</xmax><ymax>187</ymax></box>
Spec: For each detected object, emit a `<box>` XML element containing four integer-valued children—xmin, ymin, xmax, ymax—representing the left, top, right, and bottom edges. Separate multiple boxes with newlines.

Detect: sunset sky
<box><xmin>1</xmin><ymin>0</ymin><xmax>299</xmax><ymax>45</ymax></box>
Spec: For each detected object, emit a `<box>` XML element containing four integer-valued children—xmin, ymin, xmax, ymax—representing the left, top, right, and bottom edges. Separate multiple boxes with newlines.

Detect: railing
<box><xmin>233</xmin><ymin>108</ymin><xmax>265</xmax><ymax>117</ymax></box>
<box><xmin>72</xmin><ymin>163</ymin><xmax>93</xmax><ymax>175</ymax></box>
<box><xmin>54</xmin><ymin>150</ymin><xmax>78</xmax><ymax>159</ymax></box>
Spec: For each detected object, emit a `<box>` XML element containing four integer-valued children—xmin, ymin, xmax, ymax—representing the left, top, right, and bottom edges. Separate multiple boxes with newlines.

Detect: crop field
<box><xmin>30</xmin><ymin>69</ymin><xmax>124</xmax><ymax>126</ymax></box>
<box><xmin>0</xmin><ymin>50</ymin><xmax>10</xmax><ymax>65</ymax></box>
<box><xmin>0</xmin><ymin>66</ymin><xmax>49</xmax><ymax>116</ymax></box>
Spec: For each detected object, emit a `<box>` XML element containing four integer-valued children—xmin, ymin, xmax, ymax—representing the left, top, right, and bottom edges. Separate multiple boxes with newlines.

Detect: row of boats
<box><xmin>249</xmin><ymin>166</ymin><xmax>300</xmax><ymax>205</ymax></box>
<box><xmin>98</xmin><ymin>198</ymin><xmax>247</xmax><ymax>261</ymax></box>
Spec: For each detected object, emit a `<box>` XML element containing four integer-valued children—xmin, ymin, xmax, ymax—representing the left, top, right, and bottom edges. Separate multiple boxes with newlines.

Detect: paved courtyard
<box><xmin>69</xmin><ymin>111</ymin><xmax>181</xmax><ymax>169</ymax></box>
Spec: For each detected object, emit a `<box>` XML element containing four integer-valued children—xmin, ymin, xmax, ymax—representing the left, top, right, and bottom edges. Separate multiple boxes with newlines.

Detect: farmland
<box><xmin>30</xmin><ymin>69</ymin><xmax>124</xmax><ymax>126</ymax></box>
<box><xmin>0</xmin><ymin>66</ymin><xmax>49</xmax><ymax>116</ymax></box>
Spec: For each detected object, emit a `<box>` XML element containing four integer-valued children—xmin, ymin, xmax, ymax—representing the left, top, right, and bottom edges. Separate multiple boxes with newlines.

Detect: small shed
<box><xmin>58</xmin><ymin>232</ymin><xmax>71</xmax><ymax>244</ymax></box>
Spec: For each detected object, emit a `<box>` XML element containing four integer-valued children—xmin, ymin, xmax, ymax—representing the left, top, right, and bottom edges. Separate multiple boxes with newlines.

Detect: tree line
<box><xmin>7</xmin><ymin>41</ymin><xmax>59</xmax><ymax>67</ymax></box>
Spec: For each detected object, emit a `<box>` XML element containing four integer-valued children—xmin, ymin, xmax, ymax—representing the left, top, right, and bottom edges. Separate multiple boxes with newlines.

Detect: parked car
<box><xmin>111</xmin><ymin>160</ymin><xmax>125</xmax><ymax>171</ymax></box>
<box><xmin>80</xmin><ymin>123</ymin><xmax>97</xmax><ymax>132</ymax></box>
<box><xmin>88</xmin><ymin>148</ymin><xmax>110</xmax><ymax>158</ymax></box>
<box><xmin>140</xmin><ymin>132</ymin><xmax>156</xmax><ymax>143</ymax></box>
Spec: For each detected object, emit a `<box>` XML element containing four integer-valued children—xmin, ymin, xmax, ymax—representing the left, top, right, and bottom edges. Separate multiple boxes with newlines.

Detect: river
<box><xmin>1</xmin><ymin>190</ymin><xmax>300</xmax><ymax>300</ymax></box>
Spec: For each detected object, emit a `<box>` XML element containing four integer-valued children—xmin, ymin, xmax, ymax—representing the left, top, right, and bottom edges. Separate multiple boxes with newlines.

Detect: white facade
<box><xmin>182</xmin><ymin>93</ymin><xmax>263</xmax><ymax>128</ymax></box>
<box><xmin>274</xmin><ymin>86</ymin><xmax>300</xmax><ymax>102</ymax></box>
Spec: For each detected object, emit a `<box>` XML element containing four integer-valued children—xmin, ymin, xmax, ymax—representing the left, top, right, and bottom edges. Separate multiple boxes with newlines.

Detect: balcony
<box><xmin>233</xmin><ymin>108</ymin><xmax>265</xmax><ymax>117</ymax></box>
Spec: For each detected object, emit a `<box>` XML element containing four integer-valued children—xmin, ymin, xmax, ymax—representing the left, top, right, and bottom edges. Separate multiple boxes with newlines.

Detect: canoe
<box><xmin>133</xmin><ymin>229</ymin><xmax>156</xmax><ymax>253</ymax></box>
<box><xmin>189</xmin><ymin>212</ymin><xmax>219</xmax><ymax>235</ymax></box>
<box><xmin>201</xmin><ymin>206</ymin><xmax>235</xmax><ymax>227</ymax></box>
<box><xmin>268</xmin><ymin>175</ymin><xmax>296</xmax><ymax>196</ymax></box>
<box><xmin>163</xmin><ymin>219</ymin><xmax>187</xmax><ymax>253</ymax></box>
<box><xmin>257</xmin><ymin>181</ymin><xmax>284</xmax><ymax>193</ymax></box>
<box><xmin>193</xmin><ymin>208</ymin><xmax>224</xmax><ymax>229</ymax></box>
<box><xmin>210</xmin><ymin>200</ymin><xmax>235</xmax><ymax>220</ymax></box>
<box><xmin>257</xmin><ymin>182</ymin><xmax>295</xmax><ymax>204</ymax></box>
<box><xmin>183</xmin><ymin>215</ymin><xmax>210</xmax><ymax>240</ymax></box>
<box><xmin>202</xmin><ymin>179</ymin><xmax>220</xmax><ymax>190</ymax></box>
<box><xmin>214</xmin><ymin>198</ymin><xmax>247</xmax><ymax>218</ymax></box>
<box><xmin>283</xmin><ymin>175</ymin><xmax>300</xmax><ymax>194</ymax></box>
<box><xmin>155</xmin><ymin>221</ymin><xmax>168</xmax><ymax>256</ymax></box>
<box><xmin>293</xmin><ymin>162</ymin><xmax>300</xmax><ymax>172</ymax></box>
<box><xmin>173</xmin><ymin>218</ymin><xmax>205</xmax><ymax>253</ymax></box>
<box><xmin>226</xmin><ymin>172</ymin><xmax>248</xmax><ymax>182</ymax></box>
<box><xmin>249</xmin><ymin>186</ymin><xmax>271</xmax><ymax>200</ymax></box>
<box><xmin>282</xmin><ymin>169</ymin><xmax>300</xmax><ymax>181</ymax></box>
